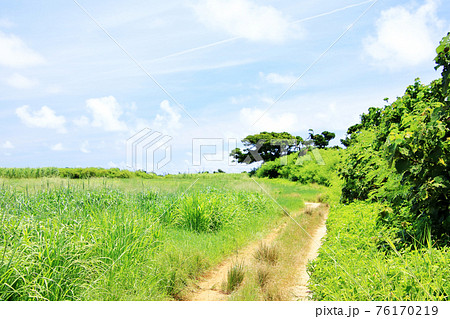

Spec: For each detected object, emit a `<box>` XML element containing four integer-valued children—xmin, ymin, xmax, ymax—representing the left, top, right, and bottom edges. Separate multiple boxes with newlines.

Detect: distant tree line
<box><xmin>0</xmin><ymin>167</ymin><xmax>156</xmax><ymax>179</ymax></box>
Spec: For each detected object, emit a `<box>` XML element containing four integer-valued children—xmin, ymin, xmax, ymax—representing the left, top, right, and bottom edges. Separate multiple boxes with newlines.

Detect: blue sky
<box><xmin>0</xmin><ymin>0</ymin><xmax>449</xmax><ymax>173</ymax></box>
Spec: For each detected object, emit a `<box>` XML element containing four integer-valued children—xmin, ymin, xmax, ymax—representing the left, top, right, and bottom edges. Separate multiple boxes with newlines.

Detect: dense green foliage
<box><xmin>305</xmin><ymin>34</ymin><xmax>450</xmax><ymax>301</ymax></box>
<box><xmin>0</xmin><ymin>167</ymin><xmax>156</xmax><ymax>179</ymax></box>
<box><xmin>255</xmin><ymin>148</ymin><xmax>341</xmax><ymax>186</ymax></box>
<box><xmin>308</xmin><ymin>129</ymin><xmax>336</xmax><ymax>149</ymax></box>
<box><xmin>339</xmin><ymin>78</ymin><xmax>449</xmax><ymax>246</ymax></box>
<box><xmin>435</xmin><ymin>32</ymin><xmax>450</xmax><ymax>100</ymax></box>
<box><xmin>338</xmin><ymin>34</ymin><xmax>450</xmax><ymax>246</ymax></box>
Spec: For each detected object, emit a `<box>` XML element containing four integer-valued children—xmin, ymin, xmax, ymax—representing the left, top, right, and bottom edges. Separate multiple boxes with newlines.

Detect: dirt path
<box><xmin>186</xmin><ymin>202</ymin><xmax>327</xmax><ymax>301</ymax></box>
<box><xmin>291</xmin><ymin>204</ymin><xmax>328</xmax><ymax>300</ymax></box>
<box><xmin>187</xmin><ymin>218</ymin><xmax>287</xmax><ymax>301</ymax></box>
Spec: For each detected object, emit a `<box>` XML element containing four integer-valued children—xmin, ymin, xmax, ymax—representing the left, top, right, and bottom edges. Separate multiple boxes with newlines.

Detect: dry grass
<box><xmin>263</xmin><ymin>283</ymin><xmax>286</xmax><ymax>301</ymax></box>
<box><xmin>304</xmin><ymin>206</ymin><xmax>314</xmax><ymax>215</ymax></box>
<box><xmin>230</xmin><ymin>203</ymin><xmax>329</xmax><ymax>300</ymax></box>
<box><xmin>254</xmin><ymin>243</ymin><xmax>279</xmax><ymax>265</ymax></box>
<box><xmin>256</xmin><ymin>266</ymin><xmax>271</xmax><ymax>288</ymax></box>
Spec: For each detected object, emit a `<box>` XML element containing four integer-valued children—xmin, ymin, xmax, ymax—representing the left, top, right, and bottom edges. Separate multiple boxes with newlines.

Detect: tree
<box><xmin>434</xmin><ymin>31</ymin><xmax>450</xmax><ymax>101</ymax></box>
<box><xmin>230</xmin><ymin>132</ymin><xmax>302</xmax><ymax>164</ymax></box>
<box><xmin>340</xmin><ymin>107</ymin><xmax>382</xmax><ymax>147</ymax></box>
<box><xmin>339</xmin><ymin>33</ymin><xmax>450</xmax><ymax>246</ymax></box>
<box><xmin>308</xmin><ymin>130</ymin><xmax>335</xmax><ymax>149</ymax></box>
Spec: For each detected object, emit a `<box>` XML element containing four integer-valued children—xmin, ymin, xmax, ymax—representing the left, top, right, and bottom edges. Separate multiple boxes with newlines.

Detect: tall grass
<box><xmin>0</xmin><ymin>167</ymin><xmax>60</xmax><ymax>179</ymax></box>
<box><xmin>225</xmin><ymin>263</ymin><xmax>245</xmax><ymax>293</ymax></box>
<box><xmin>0</xmin><ymin>178</ymin><xmax>282</xmax><ymax>300</ymax></box>
<box><xmin>308</xmin><ymin>201</ymin><xmax>450</xmax><ymax>301</ymax></box>
<box><xmin>254</xmin><ymin>243</ymin><xmax>279</xmax><ymax>265</ymax></box>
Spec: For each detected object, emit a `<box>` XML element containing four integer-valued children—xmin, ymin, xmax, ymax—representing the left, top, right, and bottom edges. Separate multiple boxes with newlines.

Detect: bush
<box><xmin>339</xmin><ymin>78</ymin><xmax>449</xmax><ymax>246</ymax></box>
<box><xmin>255</xmin><ymin>148</ymin><xmax>341</xmax><ymax>186</ymax></box>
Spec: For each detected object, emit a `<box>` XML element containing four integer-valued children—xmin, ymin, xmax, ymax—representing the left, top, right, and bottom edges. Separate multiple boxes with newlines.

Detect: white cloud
<box><xmin>193</xmin><ymin>0</ymin><xmax>298</xmax><ymax>42</ymax></box>
<box><xmin>73</xmin><ymin>116</ymin><xmax>90</xmax><ymax>127</ymax></box>
<box><xmin>363</xmin><ymin>0</ymin><xmax>445</xmax><ymax>69</ymax></box>
<box><xmin>2</xmin><ymin>141</ymin><xmax>14</xmax><ymax>149</ymax></box>
<box><xmin>51</xmin><ymin>143</ymin><xmax>64</xmax><ymax>151</ymax></box>
<box><xmin>5</xmin><ymin>73</ymin><xmax>38</xmax><ymax>89</ymax></box>
<box><xmin>152</xmin><ymin>100</ymin><xmax>181</xmax><ymax>132</ymax></box>
<box><xmin>259</xmin><ymin>72</ymin><xmax>297</xmax><ymax>85</ymax></box>
<box><xmin>86</xmin><ymin>96</ymin><xmax>128</xmax><ymax>132</ymax></box>
<box><xmin>0</xmin><ymin>31</ymin><xmax>45</xmax><ymax>68</ymax></box>
<box><xmin>239</xmin><ymin>107</ymin><xmax>298</xmax><ymax>132</ymax></box>
<box><xmin>80</xmin><ymin>141</ymin><xmax>90</xmax><ymax>153</ymax></box>
<box><xmin>16</xmin><ymin>105</ymin><xmax>67</xmax><ymax>133</ymax></box>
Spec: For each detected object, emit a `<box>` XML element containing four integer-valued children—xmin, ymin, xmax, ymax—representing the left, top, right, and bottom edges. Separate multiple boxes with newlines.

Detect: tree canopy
<box><xmin>230</xmin><ymin>129</ymin><xmax>337</xmax><ymax>164</ymax></box>
<box><xmin>308</xmin><ymin>130</ymin><xmax>336</xmax><ymax>149</ymax></box>
<box><xmin>230</xmin><ymin>132</ymin><xmax>303</xmax><ymax>164</ymax></box>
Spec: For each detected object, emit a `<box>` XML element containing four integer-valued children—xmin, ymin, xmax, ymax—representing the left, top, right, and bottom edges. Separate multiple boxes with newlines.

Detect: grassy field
<box><xmin>0</xmin><ymin>174</ymin><xmax>321</xmax><ymax>300</ymax></box>
<box><xmin>308</xmin><ymin>190</ymin><xmax>450</xmax><ymax>301</ymax></box>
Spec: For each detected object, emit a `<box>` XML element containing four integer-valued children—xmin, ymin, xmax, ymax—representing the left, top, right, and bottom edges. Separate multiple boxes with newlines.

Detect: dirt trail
<box><xmin>187</xmin><ymin>218</ymin><xmax>287</xmax><ymax>301</ymax></box>
<box><xmin>291</xmin><ymin>204</ymin><xmax>327</xmax><ymax>300</ymax></box>
<box><xmin>186</xmin><ymin>202</ymin><xmax>327</xmax><ymax>301</ymax></box>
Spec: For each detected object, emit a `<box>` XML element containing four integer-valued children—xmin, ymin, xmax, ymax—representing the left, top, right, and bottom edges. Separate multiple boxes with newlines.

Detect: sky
<box><xmin>0</xmin><ymin>0</ymin><xmax>449</xmax><ymax>174</ymax></box>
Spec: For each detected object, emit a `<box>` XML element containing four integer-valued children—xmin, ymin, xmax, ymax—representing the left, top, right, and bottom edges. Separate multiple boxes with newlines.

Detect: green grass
<box><xmin>253</xmin><ymin>178</ymin><xmax>324</xmax><ymax>212</ymax></box>
<box><xmin>0</xmin><ymin>174</ymin><xmax>316</xmax><ymax>300</ymax></box>
<box><xmin>308</xmin><ymin>201</ymin><xmax>450</xmax><ymax>301</ymax></box>
<box><xmin>225</xmin><ymin>263</ymin><xmax>245</xmax><ymax>293</ymax></box>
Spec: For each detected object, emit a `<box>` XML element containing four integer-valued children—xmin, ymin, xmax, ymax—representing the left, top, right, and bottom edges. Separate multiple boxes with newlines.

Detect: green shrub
<box><xmin>337</xmin><ymin>34</ymin><xmax>450</xmax><ymax>246</ymax></box>
<box><xmin>255</xmin><ymin>148</ymin><xmax>341</xmax><ymax>186</ymax></box>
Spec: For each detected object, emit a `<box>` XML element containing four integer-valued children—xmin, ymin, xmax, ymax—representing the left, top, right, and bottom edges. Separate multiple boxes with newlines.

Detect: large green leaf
<box><xmin>436</xmin><ymin>32</ymin><xmax>450</xmax><ymax>54</ymax></box>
